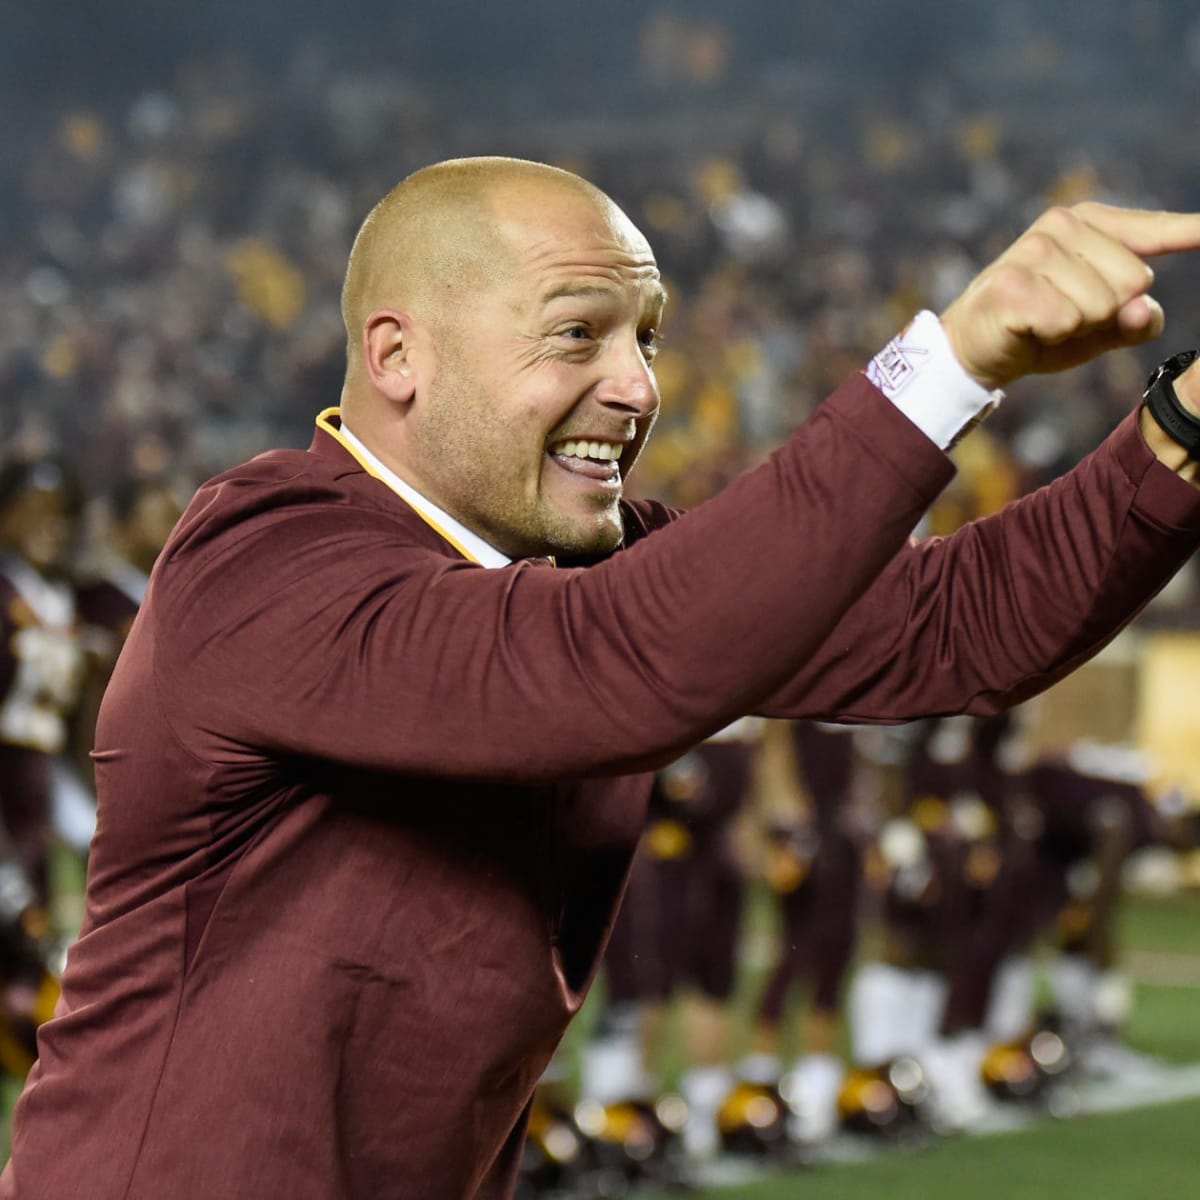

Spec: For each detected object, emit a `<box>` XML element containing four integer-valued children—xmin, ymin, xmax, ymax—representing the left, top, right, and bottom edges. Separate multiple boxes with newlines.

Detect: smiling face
<box><xmin>389</xmin><ymin>175</ymin><xmax>666</xmax><ymax>559</ymax></box>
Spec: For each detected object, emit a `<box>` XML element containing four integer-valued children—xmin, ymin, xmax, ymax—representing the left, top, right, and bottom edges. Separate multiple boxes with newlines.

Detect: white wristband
<box><xmin>866</xmin><ymin>310</ymin><xmax>1003</xmax><ymax>450</ymax></box>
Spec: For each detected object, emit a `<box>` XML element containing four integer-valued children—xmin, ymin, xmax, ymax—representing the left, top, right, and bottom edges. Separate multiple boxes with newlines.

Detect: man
<box><xmin>846</xmin><ymin>714</ymin><xmax>1016</xmax><ymax>1130</ymax></box>
<box><xmin>0</xmin><ymin>461</ymin><xmax>85</xmax><ymax>1085</ymax></box>
<box><xmin>75</xmin><ymin>476</ymin><xmax>182</xmax><ymax>645</ymax></box>
<box><xmin>1019</xmin><ymin>740</ymin><xmax>1197</xmax><ymax>1077</ymax></box>
<box><xmin>0</xmin><ymin>461</ymin><xmax>86</xmax><ymax>910</ymax></box>
<box><xmin>748</xmin><ymin>720</ymin><xmax>865</xmax><ymax>1144</ymax></box>
<box><xmin>582</xmin><ymin>717</ymin><xmax>763</xmax><ymax>1159</ymax></box>
<box><xmin>72</xmin><ymin>476</ymin><xmax>182</xmax><ymax>791</ymax></box>
<box><xmin>5</xmin><ymin>156</ymin><xmax>1200</xmax><ymax>1200</ymax></box>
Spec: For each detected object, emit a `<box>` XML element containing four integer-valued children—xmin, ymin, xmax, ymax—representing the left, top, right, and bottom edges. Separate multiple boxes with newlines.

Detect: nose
<box><xmin>595</xmin><ymin>339</ymin><xmax>660</xmax><ymax>419</ymax></box>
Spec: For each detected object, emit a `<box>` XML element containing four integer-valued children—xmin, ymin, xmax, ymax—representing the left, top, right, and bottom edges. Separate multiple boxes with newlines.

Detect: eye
<box><xmin>560</xmin><ymin>325</ymin><xmax>593</xmax><ymax>342</ymax></box>
<box><xmin>638</xmin><ymin>327</ymin><xmax>662</xmax><ymax>360</ymax></box>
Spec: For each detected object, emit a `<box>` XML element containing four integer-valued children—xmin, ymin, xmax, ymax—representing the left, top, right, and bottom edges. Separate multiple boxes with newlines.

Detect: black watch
<box><xmin>1143</xmin><ymin>349</ymin><xmax>1200</xmax><ymax>459</ymax></box>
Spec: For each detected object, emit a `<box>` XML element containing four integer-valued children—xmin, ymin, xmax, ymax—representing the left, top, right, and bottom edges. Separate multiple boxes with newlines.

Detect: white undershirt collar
<box><xmin>338</xmin><ymin>421</ymin><xmax>512</xmax><ymax>569</ymax></box>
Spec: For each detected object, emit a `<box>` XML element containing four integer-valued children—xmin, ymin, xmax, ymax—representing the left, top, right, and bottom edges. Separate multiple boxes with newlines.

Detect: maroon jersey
<box><xmin>758</xmin><ymin>722</ymin><xmax>864</xmax><ymax>1022</ymax></box>
<box><xmin>6</xmin><ymin>379</ymin><xmax>1200</xmax><ymax>1200</ymax></box>
<box><xmin>647</xmin><ymin>721</ymin><xmax>761</xmax><ymax>843</ymax></box>
<box><xmin>791</xmin><ymin>722</ymin><xmax>855</xmax><ymax>809</ymax></box>
<box><xmin>606</xmin><ymin>720</ymin><xmax>761</xmax><ymax>1004</ymax></box>
<box><xmin>1030</xmin><ymin>747</ymin><xmax>1165</xmax><ymax>864</ymax></box>
<box><xmin>75</xmin><ymin>565</ymin><xmax>144</xmax><ymax>647</ymax></box>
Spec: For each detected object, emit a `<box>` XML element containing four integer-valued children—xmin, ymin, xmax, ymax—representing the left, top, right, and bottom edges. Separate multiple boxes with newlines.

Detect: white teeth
<box><xmin>555</xmin><ymin>440</ymin><xmax>622</xmax><ymax>461</ymax></box>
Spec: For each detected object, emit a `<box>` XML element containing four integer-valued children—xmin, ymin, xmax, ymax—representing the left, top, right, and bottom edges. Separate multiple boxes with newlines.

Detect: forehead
<box><xmin>492</xmin><ymin>186</ymin><xmax>664</xmax><ymax>312</ymax></box>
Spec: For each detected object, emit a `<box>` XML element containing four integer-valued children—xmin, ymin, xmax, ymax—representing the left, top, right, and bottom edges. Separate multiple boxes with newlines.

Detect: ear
<box><xmin>363</xmin><ymin>308</ymin><xmax>419</xmax><ymax>404</ymax></box>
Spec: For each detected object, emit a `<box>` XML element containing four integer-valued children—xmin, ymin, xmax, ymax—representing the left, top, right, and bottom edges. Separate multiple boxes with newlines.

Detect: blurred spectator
<box><xmin>0</xmin><ymin>461</ymin><xmax>87</xmax><ymax>908</ymax></box>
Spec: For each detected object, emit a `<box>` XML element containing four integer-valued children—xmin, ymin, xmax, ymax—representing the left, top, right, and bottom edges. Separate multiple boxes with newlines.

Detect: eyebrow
<box><xmin>538</xmin><ymin>281</ymin><xmax>669</xmax><ymax>312</ymax></box>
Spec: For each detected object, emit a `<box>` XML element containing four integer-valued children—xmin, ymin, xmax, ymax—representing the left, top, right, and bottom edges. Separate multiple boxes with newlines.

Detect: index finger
<box><xmin>1074</xmin><ymin>202</ymin><xmax>1200</xmax><ymax>258</ymax></box>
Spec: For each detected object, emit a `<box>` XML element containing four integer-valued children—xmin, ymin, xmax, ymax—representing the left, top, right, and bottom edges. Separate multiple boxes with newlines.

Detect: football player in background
<box><xmin>1015</xmin><ymin>740</ymin><xmax>1200</xmax><ymax>1078</ymax></box>
<box><xmin>744</xmin><ymin>720</ymin><xmax>867</xmax><ymax>1145</ymax></box>
<box><xmin>0</xmin><ymin>460</ymin><xmax>87</xmax><ymax>907</ymax></box>
<box><xmin>845</xmin><ymin>716</ymin><xmax>1019</xmax><ymax>1130</ymax></box>
<box><xmin>0</xmin><ymin>460</ymin><xmax>87</xmax><ymax>1078</ymax></box>
<box><xmin>582</xmin><ymin>718</ymin><xmax>763</xmax><ymax>1160</ymax></box>
<box><xmin>72</xmin><ymin>476</ymin><xmax>183</xmax><ymax>792</ymax></box>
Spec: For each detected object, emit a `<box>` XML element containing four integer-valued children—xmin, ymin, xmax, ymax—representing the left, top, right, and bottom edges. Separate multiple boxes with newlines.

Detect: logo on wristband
<box><xmin>866</xmin><ymin>328</ymin><xmax>929</xmax><ymax>399</ymax></box>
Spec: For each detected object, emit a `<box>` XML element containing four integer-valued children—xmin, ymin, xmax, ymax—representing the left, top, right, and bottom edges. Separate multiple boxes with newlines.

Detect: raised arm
<box><xmin>154</xmin><ymin>204</ymin><xmax>1200</xmax><ymax>782</ymax></box>
<box><xmin>759</xmin><ymin>403</ymin><xmax>1200</xmax><ymax>724</ymax></box>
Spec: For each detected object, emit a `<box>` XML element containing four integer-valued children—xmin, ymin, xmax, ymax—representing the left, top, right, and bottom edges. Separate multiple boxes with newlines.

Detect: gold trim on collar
<box><xmin>314</xmin><ymin>407</ymin><xmax>484</xmax><ymax>566</ymax></box>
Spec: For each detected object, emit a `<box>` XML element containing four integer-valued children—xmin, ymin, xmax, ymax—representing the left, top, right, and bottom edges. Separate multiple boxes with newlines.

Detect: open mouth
<box><xmin>547</xmin><ymin>438</ymin><xmax>625</xmax><ymax>485</ymax></box>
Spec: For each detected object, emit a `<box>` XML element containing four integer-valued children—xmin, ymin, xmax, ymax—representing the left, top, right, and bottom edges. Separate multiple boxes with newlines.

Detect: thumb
<box><xmin>1116</xmin><ymin>294</ymin><xmax>1164</xmax><ymax>343</ymax></box>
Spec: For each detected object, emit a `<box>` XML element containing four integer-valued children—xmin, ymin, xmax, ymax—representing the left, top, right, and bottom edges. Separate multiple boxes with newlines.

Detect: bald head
<box><xmin>341</xmin><ymin>157</ymin><xmax>618</xmax><ymax>373</ymax></box>
<box><xmin>336</xmin><ymin>155</ymin><xmax>664</xmax><ymax>559</ymax></box>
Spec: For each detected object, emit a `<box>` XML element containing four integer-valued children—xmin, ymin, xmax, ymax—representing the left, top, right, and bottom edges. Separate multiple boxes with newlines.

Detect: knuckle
<box><xmin>1069</xmin><ymin>200</ymin><xmax>1104</xmax><ymax>223</ymax></box>
<box><xmin>1117</xmin><ymin>261</ymin><xmax>1154</xmax><ymax>300</ymax></box>
<box><xmin>1037</xmin><ymin>205</ymin><xmax>1080</xmax><ymax>238</ymax></box>
<box><xmin>1017</xmin><ymin>229</ymin><xmax>1058</xmax><ymax>266</ymax></box>
<box><xmin>988</xmin><ymin>263</ymin><xmax>1037</xmax><ymax>308</ymax></box>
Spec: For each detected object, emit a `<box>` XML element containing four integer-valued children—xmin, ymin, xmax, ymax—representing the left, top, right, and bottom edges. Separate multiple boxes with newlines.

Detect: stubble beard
<box><xmin>418</xmin><ymin>369</ymin><xmax>624</xmax><ymax>560</ymax></box>
<box><xmin>532</xmin><ymin>492</ymin><xmax>624</xmax><ymax>559</ymax></box>
<box><xmin>464</xmin><ymin>463</ymin><xmax>625</xmax><ymax>560</ymax></box>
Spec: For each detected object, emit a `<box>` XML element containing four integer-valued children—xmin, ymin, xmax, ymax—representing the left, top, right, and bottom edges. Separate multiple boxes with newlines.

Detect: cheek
<box><xmin>517</xmin><ymin>387</ymin><xmax>559</xmax><ymax>426</ymax></box>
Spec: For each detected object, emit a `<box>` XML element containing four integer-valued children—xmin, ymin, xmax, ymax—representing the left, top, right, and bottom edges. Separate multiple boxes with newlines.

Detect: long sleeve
<box><xmin>151</xmin><ymin>381</ymin><xmax>1200</xmax><ymax>787</ymax></box>
<box><xmin>152</xmin><ymin>373</ymin><xmax>952</xmax><ymax>784</ymax></box>
<box><xmin>761</xmin><ymin>407</ymin><xmax>1200</xmax><ymax>722</ymax></box>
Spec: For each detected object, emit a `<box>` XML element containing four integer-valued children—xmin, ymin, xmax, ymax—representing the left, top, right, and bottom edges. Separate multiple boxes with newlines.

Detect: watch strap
<box><xmin>1144</xmin><ymin>350</ymin><xmax>1200</xmax><ymax>459</ymax></box>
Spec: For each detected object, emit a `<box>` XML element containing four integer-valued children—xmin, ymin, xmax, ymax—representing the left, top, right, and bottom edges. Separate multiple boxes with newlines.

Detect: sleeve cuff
<box><xmin>865</xmin><ymin>310</ymin><xmax>1004</xmax><ymax>451</ymax></box>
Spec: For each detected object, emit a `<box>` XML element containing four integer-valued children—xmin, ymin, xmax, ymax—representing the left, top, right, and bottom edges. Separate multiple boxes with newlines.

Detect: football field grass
<box><xmin>642</xmin><ymin>1096</ymin><xmax>1200</xmax><ymax>1200</ymax></box>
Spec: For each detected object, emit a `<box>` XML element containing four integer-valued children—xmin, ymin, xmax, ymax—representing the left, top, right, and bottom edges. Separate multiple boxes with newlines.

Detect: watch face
<box><xmin>1169</xmin><ymin>349</ymin><xmax>1199</xmax><ymax>378</ymax></box>
<box><xmin>1147</xmin><ymin>350</ymin><xmax>1198</xmax><ymax>391</ymax></box>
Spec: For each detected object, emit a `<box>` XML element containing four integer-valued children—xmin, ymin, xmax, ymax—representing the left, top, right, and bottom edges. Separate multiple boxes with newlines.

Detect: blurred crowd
<box><xmin>5</xmin><ymin>4</ymin><xmax>1200</xmax><ymax>554</ymax></box>
<box><xmin>5</xmin><ymin>0</ymin><xmax>1200</xmax><ymax>1192</ymax></box>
